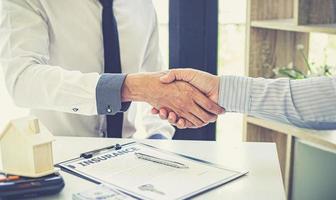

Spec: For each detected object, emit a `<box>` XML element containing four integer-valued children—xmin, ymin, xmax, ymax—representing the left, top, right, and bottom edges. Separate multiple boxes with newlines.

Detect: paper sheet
<box><xmin>59</xmin><ymin>143</ymin><xmax>246</xmax><ymax>200</ymax></box>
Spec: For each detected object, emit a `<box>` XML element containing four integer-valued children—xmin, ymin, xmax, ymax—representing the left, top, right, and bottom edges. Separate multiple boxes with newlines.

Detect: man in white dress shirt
<box><xmin>0</xmin><ymin>0</ymin><xmax>224</xmax><ymax>139</ymax></box>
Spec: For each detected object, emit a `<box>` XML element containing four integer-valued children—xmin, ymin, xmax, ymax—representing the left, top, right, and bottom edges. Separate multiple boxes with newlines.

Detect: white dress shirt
<box><xmin>219</xmin><ymin>76</ymin><xmax>336</xmax><ymax>130</ymax></box>
<box><xmin>0</xmin><ymin>0</ymin><xmax>174</xmax><ymax>138</ymax></box>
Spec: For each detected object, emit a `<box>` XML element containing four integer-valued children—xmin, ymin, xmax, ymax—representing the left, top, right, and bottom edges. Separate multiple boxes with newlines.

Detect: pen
<box><xmin>80</xmin><ymin>144</ymin><xmax>122</xmax><ymax>159</ymax></box>
<box><xmin>135</xmin><ymin>153</ymin><xmax>189</xmax><ymax>169</ymax></box>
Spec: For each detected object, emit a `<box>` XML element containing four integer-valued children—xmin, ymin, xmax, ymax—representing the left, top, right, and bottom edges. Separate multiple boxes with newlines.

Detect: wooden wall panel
<box><xmin>296</xmin><ymin>0</ymin><xmax>336</xmax><ymax>25</ymax></box>
<box><xmin>250</xmin><ymin>0</ymin><xmax>294</xmax><ymax>20</ymax></box>
<box><xmin>248</xmin><ymin>28</ymin><xmax>309</xmax><ymax>78</ymax></box>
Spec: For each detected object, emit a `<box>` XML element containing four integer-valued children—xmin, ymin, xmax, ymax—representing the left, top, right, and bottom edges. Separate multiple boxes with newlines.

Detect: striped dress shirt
<box><xmin>219</xmin><ymin>76</ymin><xmax>336</xmax><ymax>130</ymax></box>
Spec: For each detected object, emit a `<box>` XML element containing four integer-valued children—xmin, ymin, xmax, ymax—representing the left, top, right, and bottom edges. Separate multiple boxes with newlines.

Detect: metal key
<box><xmin>138</xmin><ymin>184</ymin><xmax>165</xmax><ymax>195</ymax></box>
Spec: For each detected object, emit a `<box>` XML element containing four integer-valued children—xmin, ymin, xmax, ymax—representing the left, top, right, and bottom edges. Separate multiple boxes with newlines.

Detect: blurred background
<box><xmin>1</xmin><ymin>0</ymin><xmax>336</xmax><ymax>143</ymax></box>
<box><xmin>1</xmin><ymin>1</ymin><xmax>335</xmax><ymax>199</ymax></box>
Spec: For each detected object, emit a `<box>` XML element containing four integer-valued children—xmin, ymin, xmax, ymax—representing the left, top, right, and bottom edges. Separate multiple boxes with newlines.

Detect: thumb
<box><xmin>160</xmin><ymin>71</ymin><xmax>177</xmax><ymax>84</ymax></box>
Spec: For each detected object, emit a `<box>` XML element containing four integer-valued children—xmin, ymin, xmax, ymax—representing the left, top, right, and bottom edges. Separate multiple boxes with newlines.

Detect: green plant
<box><xmin>273</xmin><ymin>45</ymin><xmax>335</xmax><ymax>79</ymax></box>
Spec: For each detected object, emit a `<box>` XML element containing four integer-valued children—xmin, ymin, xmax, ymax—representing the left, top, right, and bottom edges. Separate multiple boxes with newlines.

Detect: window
<box><xmin>217</xmin><ymin>0</ymin><xmax>246</xmax><ymax>143</ymax></box>
<box><xmin>152</xmin><ymin>0</ymin><xmax>247</xmax><ymax>142</ymax></box>
<box><xmin>309</xmin><ymin>33</ymin><xmax>336</xmax><ymax>68</ymax></box>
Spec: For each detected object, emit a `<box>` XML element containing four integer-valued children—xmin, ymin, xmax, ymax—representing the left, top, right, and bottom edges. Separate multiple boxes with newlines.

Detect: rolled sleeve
<box><xmin>219</xmin><ymin>75</ymin><xmax>252</xmax><ymax>113</ymax></box>
<box><xmin>96</xmin><ymin>73</ymin><xmax>131</xmax><ymax>115</ymax></box>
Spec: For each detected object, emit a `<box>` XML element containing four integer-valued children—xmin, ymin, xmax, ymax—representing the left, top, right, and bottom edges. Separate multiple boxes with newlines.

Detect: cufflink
<box><xmin>107</xmin><ymin>106</ymin><xmax>112</xmax><ymax>113</ymax></box>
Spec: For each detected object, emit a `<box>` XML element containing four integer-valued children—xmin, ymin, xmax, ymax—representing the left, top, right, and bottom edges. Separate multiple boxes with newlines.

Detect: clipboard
<box><xmin>56</xmin><ymin>142</ymin><xmax>248</xmax><ymax>200</ymax></box>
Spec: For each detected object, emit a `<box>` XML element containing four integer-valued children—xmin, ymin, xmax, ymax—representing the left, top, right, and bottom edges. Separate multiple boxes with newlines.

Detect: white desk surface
<box><xmin>1</xmin><ymin>137</ymin><xmax>286</xmax><ymax>200</ymax></box>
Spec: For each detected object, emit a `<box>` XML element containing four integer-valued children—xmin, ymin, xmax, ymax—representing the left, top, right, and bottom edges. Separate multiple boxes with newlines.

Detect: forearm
<box><xmin>219</xmin><ymin>75</ymin><xmax>336</xmax><ymax>130</ymax></box>
<box><xmin>1</xmin><ymin>0</ymin><xmax>99</xmax><ymax>115</ymax></box>
<box><xmin>8</xmin><ymin>63</ymin><xmax>100</xmax><ymax>115</ymax></box>
<box><xmin>121</xmin><ymin>72</ymin><xmax>165</xmax><ymax>103</ymax></box>
<box><xmin>121</xmin><ymin>73</ymin><xmax>149</xmax><ymax>102</ymax></box>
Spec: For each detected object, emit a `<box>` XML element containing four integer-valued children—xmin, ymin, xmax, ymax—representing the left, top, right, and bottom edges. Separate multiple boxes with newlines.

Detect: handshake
<box><xmin>121</xmin><ymin>69</ymin><xmax>225</xmax><ymax>129</ymax></box>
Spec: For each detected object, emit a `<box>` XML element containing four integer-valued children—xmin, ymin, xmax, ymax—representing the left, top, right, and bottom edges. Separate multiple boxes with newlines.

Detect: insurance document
<box><xmin>58</xmin><ymin>142</ymin><xmax>247</xmax><ymax>200</ymax></box>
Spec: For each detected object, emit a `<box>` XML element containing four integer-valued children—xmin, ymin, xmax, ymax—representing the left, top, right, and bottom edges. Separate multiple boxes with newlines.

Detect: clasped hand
<box><xmin>149</xmin><ymin>69</ymin><xmax>224</xmax><ymax>129</ymax></box>
<box><xmin>122</xmin><ymin>70</ymin><xmax>224</xmax><ymax>129</ymax></box>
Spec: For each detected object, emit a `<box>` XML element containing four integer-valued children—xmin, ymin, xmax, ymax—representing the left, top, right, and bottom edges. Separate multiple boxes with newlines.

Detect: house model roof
<box><xmin>0</xmin><ymin>116</ymin><xmax>54</xmax><ymax>146</ymax></box>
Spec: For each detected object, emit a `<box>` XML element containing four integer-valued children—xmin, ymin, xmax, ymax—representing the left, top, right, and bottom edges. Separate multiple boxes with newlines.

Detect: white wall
<box><xmin>0</xmin><ymin>1</ymin><xmax>28</xmax><ymax>128</ymax></box>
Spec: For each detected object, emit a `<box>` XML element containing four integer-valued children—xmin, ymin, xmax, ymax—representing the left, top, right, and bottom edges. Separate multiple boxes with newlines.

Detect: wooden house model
<box><xmin>0</xmin><ymin>117</ymin><xmax>55</xmax><ymax>177</ymax></box>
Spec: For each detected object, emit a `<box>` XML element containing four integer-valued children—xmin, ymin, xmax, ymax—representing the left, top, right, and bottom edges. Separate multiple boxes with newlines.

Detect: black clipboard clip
<box><xmin>79</xmin><ymin>143</ymin><xmax>122</xmax><ymax>159</ymax></box>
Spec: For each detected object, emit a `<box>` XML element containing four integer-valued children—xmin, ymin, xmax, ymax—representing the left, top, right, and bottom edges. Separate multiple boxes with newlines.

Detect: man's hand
<box><xmin>151</xmin><ymin>69</ymin><xmax>224</xmax><ymax>129</ymax></box>
<box><xmin>121</xmin><ymin>72</ymin><xmax>224</xmax><ymax>128</ymax></box>
<box><xmin>161</xmin><ymin>68</ymin><xmax>220</xmax><ymax>102</ymax></box>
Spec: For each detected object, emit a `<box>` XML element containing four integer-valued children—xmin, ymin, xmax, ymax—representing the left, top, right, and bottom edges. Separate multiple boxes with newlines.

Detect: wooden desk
<box><xmin>0</xmin><ymin>137</ymin><xmax>286</xmax><ymax>200</ymax></box>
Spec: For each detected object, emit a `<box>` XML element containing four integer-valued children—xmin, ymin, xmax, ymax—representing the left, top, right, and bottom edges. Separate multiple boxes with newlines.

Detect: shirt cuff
<box><xmin>219</xmin><ymin>75</ymin><xmax>252</xmax><ymax>113</ymax></box>
<box><xmin>96</xmin><ymin>73</ymin><xmax>131</xmax><ymax>115</ymax></box>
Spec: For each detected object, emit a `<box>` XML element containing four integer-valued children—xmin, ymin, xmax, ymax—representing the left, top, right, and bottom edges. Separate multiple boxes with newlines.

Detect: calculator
<box><xmin>0</xmin><ymin>172</ymin><xmax>65</xmax><ymax>199</ymax></box>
